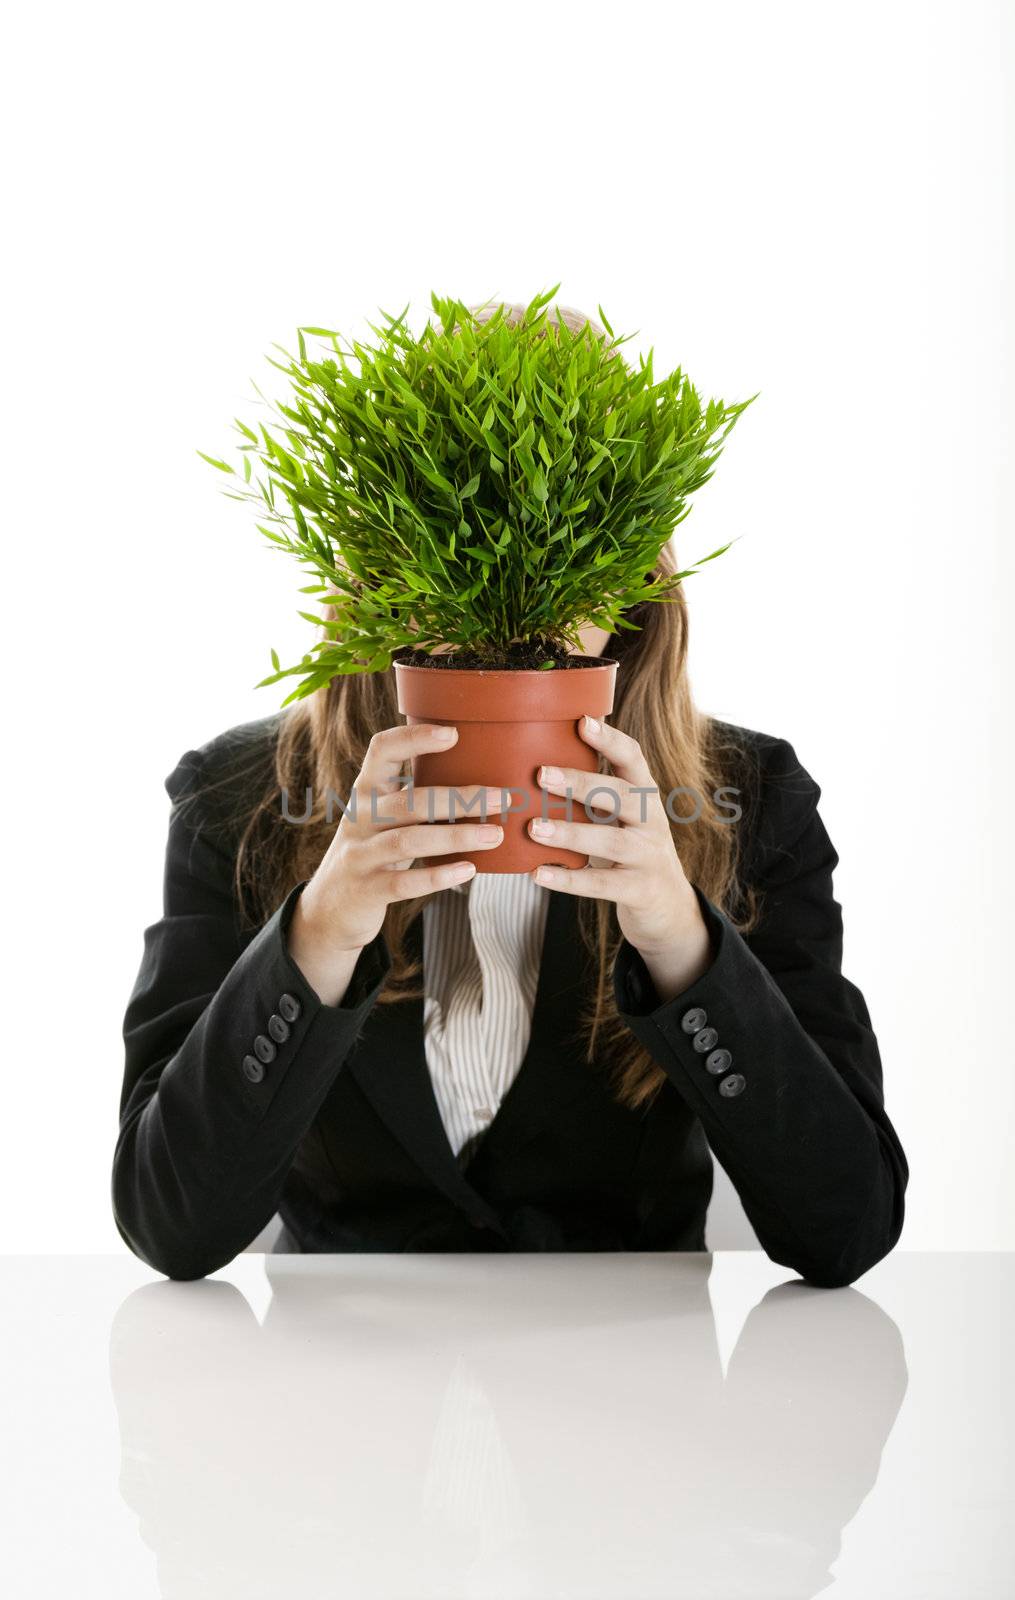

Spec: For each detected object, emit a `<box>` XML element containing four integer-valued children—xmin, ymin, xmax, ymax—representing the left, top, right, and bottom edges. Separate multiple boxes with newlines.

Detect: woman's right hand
<box><xmin>287</xmin><ymin>722</ymin><xmax>504</xmax><ymax>1004</ymax></box>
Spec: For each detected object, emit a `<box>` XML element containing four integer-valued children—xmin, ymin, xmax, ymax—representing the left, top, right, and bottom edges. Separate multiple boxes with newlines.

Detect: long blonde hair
<box><xmin>224</xmin><ymin>303</ymin><xmax>759</xmax><ymax>1112</ymax></box>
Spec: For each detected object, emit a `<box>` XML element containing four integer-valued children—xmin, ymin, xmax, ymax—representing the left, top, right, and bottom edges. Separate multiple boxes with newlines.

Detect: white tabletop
<box><xmin>0</xmin><ymin>1250</ymin><xmax>1010</xmax><ymax>1598</ymax></box>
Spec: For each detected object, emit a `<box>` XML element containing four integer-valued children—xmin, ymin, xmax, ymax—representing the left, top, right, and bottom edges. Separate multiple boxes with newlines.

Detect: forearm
<box><xmin>113</xmin><ymin>882</ymin><xmax>390</xmax><ymax>1279</ymax></box>
<box><xmin>614</xmin><ymin>890</ymin><xmax>908</xmax><ymax>1288</ymax></box>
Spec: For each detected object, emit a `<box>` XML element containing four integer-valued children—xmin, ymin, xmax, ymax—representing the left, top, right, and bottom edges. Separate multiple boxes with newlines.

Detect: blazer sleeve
<box><xmin>112</xmin><ymin>744</ymin><xmax>393</xmax><ymax>1280</ymax></box>
<box><xmin>612</xmin><ymin>737</ymin><xmax>909</xmax><ymax>1289</ymax></box>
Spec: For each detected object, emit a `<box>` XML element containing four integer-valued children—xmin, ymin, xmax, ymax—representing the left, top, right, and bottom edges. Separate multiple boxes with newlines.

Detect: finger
<box><xmin>537</xmin><ymin>764</ymin><xmax>654</xmax><ymax>826</ymax></box>
<box><xmin>576</xmin><ymin>714</ymin><xmax>654</xmax><ymax>785</ymax></box>
<box><xmin>384</xmin><ymin>859</ymin><xmax>478</xmax><ymax>900</ymax></box>
<box><xmin>359</xmin><ymin>722</ymin><xmax>460</xmax><ymax>792</ymax></box>
<box><xmin>369</xmin><ymin>820</ymin><xmax>505</xmax><ymax>864</ymax></box>
<box><xmin>527</xmin><ymin>815</ymin><xmax>643</xmax><ymax>863</ymax></box>
<box><xmin>370</xmin><ymin>784</ymin><xmax>507</xmax><ymax>827</ymax></box>
<box><xmin>530</xmin><ymin>862</ymin><xmax>631</xmax><ymax>902</ymax></box>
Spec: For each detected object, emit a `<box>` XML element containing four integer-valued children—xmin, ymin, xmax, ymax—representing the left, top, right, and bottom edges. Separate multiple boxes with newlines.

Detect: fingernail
<box><xmin>448</xmin><ymin>861</ymin><xmax>475</xmax><ymax>880</ymax></box>
<box><xmin>583</xmin><ymin>716</ymin><xmax>600</xmax><ymax>732</ymax></box>
<box><xmin>433</xmin><ymin>725</ymin><xmax>457</xmax><ymax>741</ymax></box>
<box><xmin>478</xmin><ymin>825</ymin><xmax>503</xmax><ymax>842</ymax></box>
<box><xmin>535</xmin><ymin>866</ymin><xmax>562</xmax><ymax>885</ymax></box>
<box><xmin>483</xmin><ymin>787</ymin><xmax>504</xmax><ymax>809</ymax></box>
<box><xmin>540</xmin><ymin>766</ymin><xmax>563</xmax><ymax>786</ymax></box>
<box><xmin>530</xmin><ymin>818</ymin><xmax>555</xmax><ymax>837</ymax></box>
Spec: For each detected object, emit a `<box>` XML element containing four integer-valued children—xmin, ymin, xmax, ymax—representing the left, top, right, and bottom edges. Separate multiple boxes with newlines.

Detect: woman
<box><xmin>112</xmin><ymin>308</ymin><xmax>908</xmax><ymax>1287</ymax></box>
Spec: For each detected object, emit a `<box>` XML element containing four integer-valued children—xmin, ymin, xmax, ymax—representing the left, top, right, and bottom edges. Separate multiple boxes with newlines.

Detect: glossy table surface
<box><xmin>0</xmin><ymin>1250</ymin><xmax>1010</xmax><ymax>1598</ymax></box>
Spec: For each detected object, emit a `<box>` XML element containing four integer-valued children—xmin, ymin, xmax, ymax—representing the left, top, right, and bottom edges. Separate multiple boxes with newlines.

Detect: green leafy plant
<box><xmin>198</xmin><ymin>284</ymin><xmax>758</xmax><ymax>703</ymax></box>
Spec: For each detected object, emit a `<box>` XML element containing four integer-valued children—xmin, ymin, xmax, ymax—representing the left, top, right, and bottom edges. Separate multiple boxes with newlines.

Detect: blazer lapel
<box><xmin>472</xmin><ymin>886</ymin><xmax>607</xmax><ymax>1151</ymax></box>
<box><xmin>344</xmin><ymin>910</ymin><xmax>495</xmax><ymax>1221</ymax></box>
<box><xmin>344</xmin><ymin>887</ymin><xmax>604</xmax><ymax>1222</ymax></box>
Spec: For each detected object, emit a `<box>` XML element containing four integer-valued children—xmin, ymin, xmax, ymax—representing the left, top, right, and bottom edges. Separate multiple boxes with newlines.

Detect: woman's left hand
<box><xmin>528</xmin><ymin>714</ymin><xmax>715</xmax><ymax>1002</ymax></box>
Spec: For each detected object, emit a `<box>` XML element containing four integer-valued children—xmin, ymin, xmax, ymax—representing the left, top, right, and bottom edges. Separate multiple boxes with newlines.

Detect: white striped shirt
<box><xmin>422</xmin><ymin>873</ymin><xmax>550</xmax><ymax>1165</ymax></box>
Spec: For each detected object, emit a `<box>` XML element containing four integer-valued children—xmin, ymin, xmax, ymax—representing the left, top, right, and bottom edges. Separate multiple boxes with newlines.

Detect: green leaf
<box><xmin>693</xmin><ymin>540</ymin><xmax>735</xmax><ymax>565</ymax></box>
<box><xmin>209</xmin><ymin>290</ymin><xmax>752</xmax><ymax>670</ymax></box>
<box><xmin>196</xmin><ymin>450</ymin><xmax>234</xmax><ymax>474</ymax></box>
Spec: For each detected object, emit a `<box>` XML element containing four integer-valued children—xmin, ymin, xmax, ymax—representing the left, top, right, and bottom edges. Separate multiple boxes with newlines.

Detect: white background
<box><xmin>2</xmin><ymin>0</ymin><xmax>1010</xmax><ymax>1253</ymax></box>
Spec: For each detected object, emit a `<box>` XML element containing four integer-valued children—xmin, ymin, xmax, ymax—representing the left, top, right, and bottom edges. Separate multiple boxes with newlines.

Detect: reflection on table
<box><xmin>108</xmin><ymin>1252</ymin><xmax>907</xmax><ymax>1598</ymax></box>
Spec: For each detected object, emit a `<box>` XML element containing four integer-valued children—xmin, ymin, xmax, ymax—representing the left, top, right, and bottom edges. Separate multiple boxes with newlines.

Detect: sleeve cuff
<box><xmin>226</xmin><ymin>879</ymin><xmax>393</xmax><ymax>1119</ymax></box>
<box><xmin>612</xmin><ymin>885</ymin><xmax>794</xmax><ymax>1113</ymax></box>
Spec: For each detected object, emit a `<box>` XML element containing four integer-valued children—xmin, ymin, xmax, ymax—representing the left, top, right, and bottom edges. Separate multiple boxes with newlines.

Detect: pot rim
<box><xmin>392</xmin><ymin>653</ymin><xmax>616</xmax><ymax>680</ymax></box>
<box><xmin>394</xmin><ymin>654</ymin><xmax>618</xmax><ymax>719</ymax></box>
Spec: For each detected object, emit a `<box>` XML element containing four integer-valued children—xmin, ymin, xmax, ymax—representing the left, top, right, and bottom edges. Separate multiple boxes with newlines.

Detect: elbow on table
<box><xmin>114</xmin><ymin>1212</ymin><xmax>243</xmax><ymax>1282</ymax></box>
<box><xmin>769</xmin><ymin>1164</ymin><xmax>908</xmax><ymax>1291</ymax></box>
<box><xmin>110</xmin><ymin>1160</ymin><xmax>246</xmax><ymax>1283</ymax></box>
<box><xmin>793</xmin><ymin>1235</ymin><xmax>897</xmax><ymax>1290</ymax></box>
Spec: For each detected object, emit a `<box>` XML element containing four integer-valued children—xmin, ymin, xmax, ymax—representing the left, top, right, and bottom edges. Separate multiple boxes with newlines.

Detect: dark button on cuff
<box><xmin>718</xmin><ymin>1073</ymin><xmax>746</xmax><ymax>1098</ymax></box>
<box><xmin>267</xmin><ymin>1013</ymin><xmax>291</xmax><ymax>1044</ymax></box>
<box><xmin>242</xmin><ymin>1054</ymin><xmax>265</xmax><ymax>1084</ymax></box>
<box><xmin>278</xmin><ymin>992</ymin><xmax>302</xmax><ymax>1023</ymax></box>
<box><xmin>252</xmin><ymin>1033</ymin><xmax>277</xmax><ymax>1065</ymax></box>
<box><xmin>705</xmin><ymin>1047</ymin><xmax>733</xmax><ymax>1076</ymax></box>
<box><xmin>681</xmin><ymin>1007</ymin><xmax>708</xmax><ymax>1034</ymax></box>
<box><xmin>692</xmin><ymin>1026</ymin><xmax>719</xmax><ymax>1054</ymax></box>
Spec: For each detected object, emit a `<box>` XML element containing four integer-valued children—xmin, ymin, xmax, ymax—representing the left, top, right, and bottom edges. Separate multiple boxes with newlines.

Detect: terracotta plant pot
<box><xmin>394</xmin><ymin>656</ymin><xmax>619</xmax><ymax>873</ymax></box>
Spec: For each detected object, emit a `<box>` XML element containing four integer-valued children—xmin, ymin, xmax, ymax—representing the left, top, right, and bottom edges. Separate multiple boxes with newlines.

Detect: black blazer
<box><xmin>112</xmin><ymin>715</ymin><xmax>908</xmax><ymax>1286</ymax></box>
